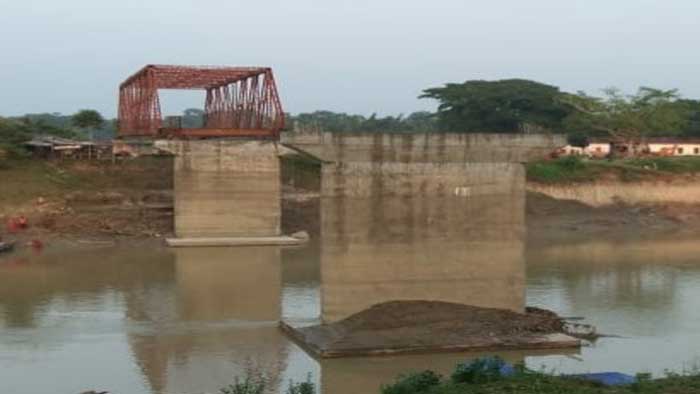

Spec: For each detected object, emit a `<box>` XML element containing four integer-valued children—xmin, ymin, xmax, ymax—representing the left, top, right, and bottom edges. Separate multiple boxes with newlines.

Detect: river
<box><xmin>2</xmin><ymin>236</ymin><xmax>700</xmax><ymax>394</ymax></box>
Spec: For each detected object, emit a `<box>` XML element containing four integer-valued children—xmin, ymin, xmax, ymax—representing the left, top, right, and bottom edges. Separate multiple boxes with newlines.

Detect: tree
<box><xmin>420</xmin><ymin>79</ymin><xmax>571</xmax><ymax>133</ymax></box>
<box><xmin>561</xmin><ymin>87</ymin><xmax>689</xmax><ymax>155</ymax></box>
<box><xmin>567</xmin><ymin>132</ymin><xmax>590</xmax><ymax>148</ymax></box>
<box><xmin>72</xmin><ymin>109</ymin><xmax>104</xmax><ymax>140</ymax></box>
<box><xmin>182</xmin><ymin>108</ymin><xmax>205</xmax><ymax>128</ymax></box>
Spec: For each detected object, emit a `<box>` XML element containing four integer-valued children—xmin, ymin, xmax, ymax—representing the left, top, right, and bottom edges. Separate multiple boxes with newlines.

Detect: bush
<box><xmin>286</xmin><ymin>374</ymin><xmax>316</xmax><ymax>394</ymax></box>
<box><xmin>526</xmin><ymin>156</ymin><xmax>597</xmax><ymax>183</ymax></box>
<box><xmin>220</xmin><ymin>373</ymin><xmax>266</xmax><ymax>394</ymax></box>
<box><xmin>381</xmin><ymin>370</ymin><xmax>443</xmax><ymax>394</ymax></box>
<box><xmin>451</xmin><ymin>357</ymin><xmax>511</xmax><ymax>384</ymax></box>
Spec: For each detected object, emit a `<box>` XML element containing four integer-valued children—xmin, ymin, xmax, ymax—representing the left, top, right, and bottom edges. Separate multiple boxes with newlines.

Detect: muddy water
<box><xmin>2</xmin><ymin>237</ymin><xmax>700</xmax><ymax>394</ymax></box>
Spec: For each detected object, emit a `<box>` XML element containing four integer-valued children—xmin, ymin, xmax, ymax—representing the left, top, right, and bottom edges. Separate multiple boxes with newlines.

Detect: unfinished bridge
<box><xmin>117</xmin><ymin>64</ymin><xmax>564</xmax><ymax>316</ymax></box>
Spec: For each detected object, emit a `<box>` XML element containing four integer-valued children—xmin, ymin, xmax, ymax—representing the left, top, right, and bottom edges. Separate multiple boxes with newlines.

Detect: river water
<box><xmin>2</xmin><ymin>236</ymin><xmax>700</xmax><ymax>394</ymax></box>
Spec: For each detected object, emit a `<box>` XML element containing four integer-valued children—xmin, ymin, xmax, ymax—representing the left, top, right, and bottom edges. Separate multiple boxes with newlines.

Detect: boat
<box><xmin>0</xmin><ymin>241</ymin><xmax>16</xmax><ymax>253</ymax></box>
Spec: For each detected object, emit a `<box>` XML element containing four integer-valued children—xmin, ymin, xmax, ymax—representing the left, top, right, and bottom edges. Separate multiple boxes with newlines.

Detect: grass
<box><xmin>526</xmin><ymin>155</ymin><xmax>700</xmax><ymax>184</ymax></box>
<box><xmin>0</xmin><ymin>156</ymin><xmax>173</xmax><ymax>208</ymax></box>
<box><xmin>380</xmin><ymin>359</ymin><xmax>700</xmax><ymax>394</ymax></box>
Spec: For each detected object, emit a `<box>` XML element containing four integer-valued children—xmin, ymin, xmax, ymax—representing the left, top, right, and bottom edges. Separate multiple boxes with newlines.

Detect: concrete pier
<box><xmin>318</xmin><ymin>150</ymin><xmax>527</xmax><ymax>321</ymax></box>
<box><xmin>158</xmin><ymin>140</ymin><xmax>282</xmax><ymax>240</ymax></box>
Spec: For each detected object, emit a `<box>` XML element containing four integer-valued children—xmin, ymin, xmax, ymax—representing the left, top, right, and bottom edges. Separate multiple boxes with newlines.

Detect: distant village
<box><xmin>555</xmin><ymin>138</ymin><xmax>700</xmax><ymax>158</ymax></box>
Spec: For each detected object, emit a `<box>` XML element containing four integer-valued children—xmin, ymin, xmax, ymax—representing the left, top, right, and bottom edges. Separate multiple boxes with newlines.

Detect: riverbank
<box><xmin>0</xmin><ymin>158</ymin><xmax>174</xmax><ymax>244</ymax></box>
<box><xmin>524</xmin><ymin>156</ymin><xmax>700</xmax><ymax>244</ymax></box>
<box><xmin>3</xmin><ymin>157</ymin><xmax>700</xmax><ymax>247</ymax></box>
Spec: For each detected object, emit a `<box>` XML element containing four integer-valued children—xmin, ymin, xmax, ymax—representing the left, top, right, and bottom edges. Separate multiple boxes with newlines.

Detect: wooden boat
<box><xmin>0</xmin><ymin>241</ymin><xmax>15</xmax><ymax>253</ymax></box>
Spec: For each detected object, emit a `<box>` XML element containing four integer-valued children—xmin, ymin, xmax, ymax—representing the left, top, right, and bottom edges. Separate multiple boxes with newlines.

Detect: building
<box><xmin>556</xmin><ymin>139</ymin><xmax>611</xmax><ymax>158</ymax></box>
<box><xmin>556</xmin><ymin>138</ymin><xmax>700</xmax><ymax>158</ymax></box>
<box><xmin>645</xmin><ymin>139</ymin><xmax>700</xmax><ymax>156</ymax></box>
<box><xmin>24</xmin><ymin>136</ymin><xmax>112</xmax><ymax>159</ymax></box>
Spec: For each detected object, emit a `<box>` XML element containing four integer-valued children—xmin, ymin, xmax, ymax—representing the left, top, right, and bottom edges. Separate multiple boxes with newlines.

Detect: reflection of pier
<box><xmin>321</xmin><ymin>190</ymin><xmax>526</xmax><ymax>322</ymax></box>
<box><xmin>125</xmin><ymin>247</ymin><xmax>290</xmax><ymax>394</ymax></box>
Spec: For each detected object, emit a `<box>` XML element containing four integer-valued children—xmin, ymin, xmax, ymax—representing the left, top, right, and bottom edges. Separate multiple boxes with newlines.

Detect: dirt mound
<box><xmin>337</xmin><ymin>301</ymin><xmax>564</xmax><ymax>334</ymax></box>
<box><xmin>282</xmin><ymin>301</ymin><xmax>578</xmax><ymax>358</ymax></box>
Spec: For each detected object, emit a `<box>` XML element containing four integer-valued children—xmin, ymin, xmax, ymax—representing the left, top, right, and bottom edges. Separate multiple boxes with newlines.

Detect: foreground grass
<box><xmin>384</xmin><ymin>373</ymin><xmax>700</xmax><ymax>394</ymax></box>
<box><xmin>219</xmin><ymin>361</ymin><xmax>700</xmax><ymax>394</ymax></box>
<box><xmin>381</xmin><ymin>366</ymin><xmax>700</xmax><ymax>394</ymax></box>
<box><xmin>526</xmin><ymin>156</ymin><xmax>700</xmax><ymax>184</ymax></box>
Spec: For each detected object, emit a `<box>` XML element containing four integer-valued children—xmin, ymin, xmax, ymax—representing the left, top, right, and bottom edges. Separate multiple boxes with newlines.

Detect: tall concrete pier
<box><xmin>159</xmin><ymin>140</ymin><xmax>282</xmax><ymax>239</ymax></box>
<box><xmin>283</xmin><ymin>132</ymin><xmax>559</xmax><ymax>320</ymax></box>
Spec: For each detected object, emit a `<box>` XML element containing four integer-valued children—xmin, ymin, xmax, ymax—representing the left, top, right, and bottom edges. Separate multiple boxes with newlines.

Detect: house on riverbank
<box><xmin>557</xmin><ymin>138</ymin><xmax>700</xmax><ymax>158</ymax></box>
<box><xmin>24</xmin><ymin>137</ymin><xmax>111</xmax><ymax>159</ymax></box>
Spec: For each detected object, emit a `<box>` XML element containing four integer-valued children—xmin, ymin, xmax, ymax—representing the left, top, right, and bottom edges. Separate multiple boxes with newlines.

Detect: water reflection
<box><xmin>321</xmin><ymin>192</ymin><xmax>526</xmax><ymax>322</ymax></box>
<box><xmin>526</xmin><ymin>238</ymin><xmax>700</xmax><ymax>375</ymax></box>
<box><xmin>3</xmin><ymin>234</ymin><xmax>700</xmax><ymax>393</ymax></box>
<box><xmin>126</xmin><ymin>247</ymin><xmax>292</xmax><ymax>394</ymax></box>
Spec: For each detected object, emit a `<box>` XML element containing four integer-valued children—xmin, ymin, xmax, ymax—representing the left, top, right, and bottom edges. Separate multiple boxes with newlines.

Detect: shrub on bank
<box><xmin>219</xmin><ymin>372</ymin><xmax>317</xmax><ymax>394</ymax></box>
<box><xmin>379</xmin><ymin>361</ymin><xmax>700</xmax><ymax>394</ymax></box>
<box><xmin>526</xmin><ymin>155</ymin><xmax>700</xmax><ymax>184</ymax></box>
<box><xmin>381</xmin><ymin>370</ymin><xmax>442</xmax><ymax>394</ymax></box>
<box><xmin>526</xmin><ymin>156</ymin><xmax>597</xmax><ymax>183</ymax></box>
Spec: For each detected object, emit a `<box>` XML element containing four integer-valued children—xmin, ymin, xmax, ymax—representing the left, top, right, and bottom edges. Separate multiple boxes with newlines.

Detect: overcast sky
<box><xmin>1</xmin><ymin>0</ymin><xmax>699</xmax><ymax>118</ymax></box>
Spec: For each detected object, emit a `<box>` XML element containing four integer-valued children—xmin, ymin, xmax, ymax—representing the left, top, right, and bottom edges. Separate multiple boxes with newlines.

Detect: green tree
<box><xmin>182</xmin><ymin>108</ymin><xmax>205</xmax><ymax>128</ymax></box>
<box><xmin>72</xmin><ymin>109</ymin><xmax>105</xmax><ymax>140</ymax></box>
<box><xmin>561</xmin><ymin>87</ymin><xmax>689</xmax><ymax>154</ymax></box>
<box><xmin>420</xmin><ymin>79</ymin><xmax>571</xmax><ymax>133</ymax></box>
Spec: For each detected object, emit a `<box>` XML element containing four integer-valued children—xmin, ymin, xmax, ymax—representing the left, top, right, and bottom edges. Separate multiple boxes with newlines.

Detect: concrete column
<box><xmin>163</xmin><ymin>140</ymin><xmax>282</xmax><ymax>239</ymax></box>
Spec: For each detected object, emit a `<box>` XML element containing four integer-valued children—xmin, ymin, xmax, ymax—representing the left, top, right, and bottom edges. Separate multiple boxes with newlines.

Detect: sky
<box><xmin>1</xmin><ymin>0</ymin><xmax>700</xmax><ymax>118</ymax></box>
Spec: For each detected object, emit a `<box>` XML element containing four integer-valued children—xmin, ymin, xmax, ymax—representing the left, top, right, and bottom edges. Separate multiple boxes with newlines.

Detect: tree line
<box><xmin>0</xmin><ymin>110</ymin><xmax>110</xmax><ymax>157</ymax></box>
<box><xmin>3</xmin><ymin>78</ymin><xmax>700</xmax><ymax>157</ymax></box>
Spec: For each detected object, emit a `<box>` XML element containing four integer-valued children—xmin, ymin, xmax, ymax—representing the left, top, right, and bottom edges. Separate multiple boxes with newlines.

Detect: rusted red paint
<box><xmin>118</xmin><ymin>65</ymin><xmax>284</xmax><ymax>139</ymax></box>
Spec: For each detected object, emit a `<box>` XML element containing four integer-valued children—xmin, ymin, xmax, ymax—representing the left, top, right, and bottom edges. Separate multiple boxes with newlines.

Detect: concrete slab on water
<box><xmin>165</xmin><ymin>236</ymin><xmax>306</xmax><ymax>247</ymax></box>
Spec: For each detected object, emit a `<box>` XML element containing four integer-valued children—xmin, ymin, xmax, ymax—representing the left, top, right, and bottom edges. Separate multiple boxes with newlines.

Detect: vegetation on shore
<box><xmin>380</xmin><ymin>359</ymin><xmax>700</xmax><ymax>394</ymax></box>
<box><xmin>217</xmin><ymin>361</ymin><xmax>700</xmax><ymax>394</ymax></box>
<box><xmin>526</xmin><ymin>156</ymin><xmax>700</xmax><ymax>184</ymax></box>
<box><xmin>219</xmin><ymin>371</ymin><xmax>315</xmax><ymax>394</ymax></box>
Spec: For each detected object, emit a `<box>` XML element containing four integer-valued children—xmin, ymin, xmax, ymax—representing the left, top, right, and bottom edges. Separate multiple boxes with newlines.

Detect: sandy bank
<box><xmin>528</xmin><ymin>177</ymin><xmax>700</xmax><ymax>207</ymax></box>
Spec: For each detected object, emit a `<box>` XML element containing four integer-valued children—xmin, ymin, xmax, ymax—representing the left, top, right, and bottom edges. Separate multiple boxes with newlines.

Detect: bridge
<box><xmin>117</xmin><ymin>64</ymin><xmax>564</xmax><ymax>316</ymax></box>
<box><xmin>117</xmin><ymin>65</ymin><xmax>563</xmax><ymax>247</ymax></box>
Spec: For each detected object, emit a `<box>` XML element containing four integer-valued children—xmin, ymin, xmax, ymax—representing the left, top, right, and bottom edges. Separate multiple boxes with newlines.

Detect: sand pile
<box><xmin>281</xmin><ymin>301</ymin><xmax>579</xmax><ymax>358</ymax></box>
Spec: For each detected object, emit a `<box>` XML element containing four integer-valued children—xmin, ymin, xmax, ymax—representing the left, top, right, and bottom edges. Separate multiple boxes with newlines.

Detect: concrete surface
<box><xmin>158</xmin><ymin>140</ymin><xmax>281</xmax><ymax>238</ymax></box>
<box><xmin>166</xmin><ymin>236</ymin><xmax>306</xmax><ymax>247</ymax></box>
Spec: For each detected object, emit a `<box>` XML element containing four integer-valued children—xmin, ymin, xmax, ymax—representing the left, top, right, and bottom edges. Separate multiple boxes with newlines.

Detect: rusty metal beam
<box><xmin>118</xmin><ymin>65</ymin><xmax>285</xmax><ymax>139</ymax></box>
<box><xmin>158</xmin><ymin>128</ymin><xmax>278</xmax><ymax>138</ymax></box>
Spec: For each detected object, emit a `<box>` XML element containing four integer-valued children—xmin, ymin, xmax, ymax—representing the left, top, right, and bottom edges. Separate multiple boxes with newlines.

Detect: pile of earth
<box><xmin>282</xmin><ymin>301</ymin><xmax>579</xmax><ymax>357</ymax></box>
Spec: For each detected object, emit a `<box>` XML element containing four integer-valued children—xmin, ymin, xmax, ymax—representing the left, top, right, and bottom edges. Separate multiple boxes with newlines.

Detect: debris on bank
<box><xmin>280</xmin><ymin>301</ymin><xmax>581</xmax><ymax>358</ymax></box>
<box><xmin>0</xmin><ymin>240</ymin><xmax>15</xmax><ymax>253</ymax></box>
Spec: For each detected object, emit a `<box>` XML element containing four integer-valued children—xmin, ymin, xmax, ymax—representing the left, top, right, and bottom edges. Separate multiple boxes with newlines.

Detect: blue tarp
<box><xmin>570</xmin><ymin>372</ymin><xmax>637</xmax><ymax>386</ymax></box>
<box><xmin>462</xmin><ymin>357</ymin><xmax>637</xmax><ymax>387</ymax></box>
